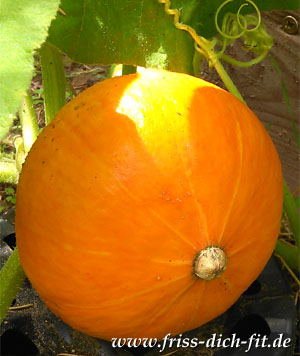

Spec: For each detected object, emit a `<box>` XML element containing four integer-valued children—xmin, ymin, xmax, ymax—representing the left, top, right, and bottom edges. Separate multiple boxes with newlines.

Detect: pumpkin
<box><xmin>15</xmin><ymin>68</ymin><xmax>283</xmax><ymax>340</ymax></box>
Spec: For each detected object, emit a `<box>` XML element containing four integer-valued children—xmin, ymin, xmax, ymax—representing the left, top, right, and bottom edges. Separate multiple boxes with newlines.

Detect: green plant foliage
<box><xmin>0</xmin><ymin>0</ymin><xmax>61</xmax><ymax>141</ymax></box>
<box><xmin>0</xmin><ymin>160</ymin><xmax>19</xmax><ymax>184</ymax></box>
<box><xmin>47</xmin><ymin>0</ymin><xmax>196</xmax><ymax>72</ymax></box>
<box><xmin>179</xmin><ymin>0</ymin><xmax>299</xmax><ymax>39</ymax></box>
<box><xmin>1</xmin><ymin>0</ymin><xmax>298</xmax><ymax>141</ymax></box>
<box><xmin>47</xmin><ymin>0</ymin><xmax>299</xmax><ymax>70</ymax></box>
<box><xmin>0</xmin><ymin>248</ymin><xmax>26</xmax><ymax>324</ymax></box>
<box><xmin>5</xmin><ymin>187</ymin><xmax>16</xmax><ymax>204</ymax></box>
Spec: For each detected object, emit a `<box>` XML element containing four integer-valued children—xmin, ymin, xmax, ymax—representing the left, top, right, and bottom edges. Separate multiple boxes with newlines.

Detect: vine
<box><xmin>215</xmin><ymin>0</ymin><xmax>261</xmax><ymax>39</ymax></box>
<box><xmin>157</xmin><ymin>0</ymin><xmax>245</xmax><ymax>101</ymax></box>
<box><xmin>158</xmin><ymin>0</ymin><xmax>273</xmax><ymax>70</ymax></box>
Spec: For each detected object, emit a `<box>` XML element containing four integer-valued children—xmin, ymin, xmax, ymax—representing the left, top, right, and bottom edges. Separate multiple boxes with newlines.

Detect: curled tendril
<box><xmin>237</xmin><ymin>2</ymin><xmax>261</xmax><ymax>32</ymax></box>
<box><xmin>215</xmin><ymin>0</ymin><xmax>261</xmax><ymax>40</ymax></box>
<box><xmin>213</xmin><ymin>0</ymin><xmax>273</xmax><ymax>67</ymax></box>
<box><xmin>157</xmin><ymin>0</ymin><xmax>273</xmax><ymax>71</ymax></box>
<box><xmin>222</xmin><ymin>13</ymin><xmax>245</xmax><ymax>39</ymax></box>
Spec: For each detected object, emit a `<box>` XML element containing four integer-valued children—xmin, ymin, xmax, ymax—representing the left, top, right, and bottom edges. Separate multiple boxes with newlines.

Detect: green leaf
<box><xmin>47</xmin><ymin>0</ymin><xmax>298</xmax><ymax>72</ymax></box>
<box><xmin>275</xmin><ymin>240</ymin><xmax>299</xmax><ymax>271</ymax></box>
<box><xmin>47</xmin><ymin>0</ymin><xmax>195</xmax><ymax>73</ymax></box>
<box><xmin>5</xmin><ymin>187</ymin><xmax>15</xmax><ymax>195</ymax></box>
<box><xmin>0</xmin><ymin>0</ymin><xmax>61</xmax><ymax>141</ymax></box>
<box><xmin>0</xmin><ymin>249</ymin><xmax>26</xmax><ymax>323</ymax></box>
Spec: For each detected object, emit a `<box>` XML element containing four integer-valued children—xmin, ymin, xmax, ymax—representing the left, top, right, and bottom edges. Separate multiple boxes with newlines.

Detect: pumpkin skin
<box><xmin>16</xmin><ymin>68</ymin><xmax>283</xmax><ymax>340</ymax></box>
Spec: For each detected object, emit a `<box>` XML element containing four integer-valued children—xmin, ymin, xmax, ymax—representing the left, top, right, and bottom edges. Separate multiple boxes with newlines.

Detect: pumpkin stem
<box><xmin>193</xmin><ymin>246</ymin><xmax>227</xmax><ymax>280</ymax></box>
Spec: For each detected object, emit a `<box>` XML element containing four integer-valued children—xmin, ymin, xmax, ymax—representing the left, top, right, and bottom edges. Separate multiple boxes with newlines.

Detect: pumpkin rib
<box><xmin>151</xmin><ymin>259</ymin><xmax>192</xmax><ymax>266</ymax></box>
<box><xmin>114</xmin><ymin>175</ymin><xmax>198</xmax><ymax>251</ymax></box>
<box><xmin>217</xmin><ymin>117</ymin><xmax>243</xmax><ymax>246</ymax></box>
<box><xmin>54</xmin><ymin>273</ymin><xmax>192</xmax><ymax>310</ymax></box>
<box><xmin>140</xmin><ymin>279</ymin><xmax>197</xmax><ymax>334</ymax></box>
<box><xmin>147</xmin><ymin>206</ymin><xmax>198</xmax><ymax>250</ymax></box>
<box><xmin>177</xmin><ymin>143</ymin><xmax>211</xmax><ymax>247</ymax></box>
<box><xmin>187</xmin><ymin>278</ymin><xmax>207</xmax><ymax>327</ymax></box>
<box><xmin>227</xmin><ymin>218</ymin><xmax>281</xmax><ymax>258</ymax></box>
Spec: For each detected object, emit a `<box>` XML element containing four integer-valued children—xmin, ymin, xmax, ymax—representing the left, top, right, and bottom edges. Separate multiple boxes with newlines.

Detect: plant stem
<box><xmin>283</xmin><ymin>180</ymin><xmax>300</xmax><ymax>248</ymax></box>
<box><xmin>220</xmin><ymin>50</ymin><xmax>269</xmax><ymax>69</ymax></box>
<box><xmin>0</xmin><ymin>248</ymin><xmax>26</xmax><ymax>323</ymax></box>
<box><xmin>122</xmin><ymin>65</ymin><xmax>137</xmax><ymax>75</ymax></box>
<box><xmin>40</xmin><ymin>42</ymin><xmax>66</xmax><ymax>125</ymax></box>
<box><xmin>157</xmin><ymin>0</ymin><xmax>245</xmax><ymax>103</ymax></box>
<box><xmin>274</xmin><ymin>240</ymin><xmax>299</xmax><ymax>271</ymax></box>
<box><xmin>107</xmin><ymin>64</ymin><xmax>117</xmax><ymax>78</ymax></box>
<box><xmin>18</xmin><ymin>89</ymin><xmax>39</xmax><ymax>154</ymax></box>
<box><xmin>211</xmin><ymin>57</ymin><xmax>245</xmax><ymax>103</ymax></box>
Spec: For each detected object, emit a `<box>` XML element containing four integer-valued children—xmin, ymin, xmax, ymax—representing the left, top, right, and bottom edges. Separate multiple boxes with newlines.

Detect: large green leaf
<box><xmin>48</xmin><ymin>0</ymin><xmax>299</xmax><ymax>71</ymax></box>
<box><xmin>48</xmin><ymin>0</ymin><xmax>195</xmax><ymax>72</ymax></box>
<box><xmin>0</xmin><ymin>0</ymin><xmax>61</xmax><ymax>141</ymax></box>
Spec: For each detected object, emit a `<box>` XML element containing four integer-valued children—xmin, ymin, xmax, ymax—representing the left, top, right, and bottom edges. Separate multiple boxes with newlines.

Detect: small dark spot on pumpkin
<box><xmin>51</xmin><ymin>138</ymin><xmax>55</xmax><ymax>142</ymax></box>
<box><xmin>177</xmin><ymin>112</ymin><xmax>182</xmax><ymax>116</ymax></box>
<box><xmin>51</xmin><ymin>124</ymin><xmax>55</xmax><ymax>129</ymax></box>
<box><xmin>74</xmin><ymin>105</ymin><xmax>80</xmax><ymax>110</ymax></box>
<box><xmin>42</xmin><ymin>160</ymin><xmax>45</xmax><ymax>164</ymax></box>
<box><xmin>94</xmin><ymin>176</ymin><xmax>97</xmax><ymax>179</ymax></box>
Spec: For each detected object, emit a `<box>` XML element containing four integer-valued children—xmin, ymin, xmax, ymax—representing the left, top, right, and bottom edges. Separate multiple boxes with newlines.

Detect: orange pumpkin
<box><xmin>15</xmin><ymin>68</ymin><xmax>283</xmax><ymax>340</ymax></box>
